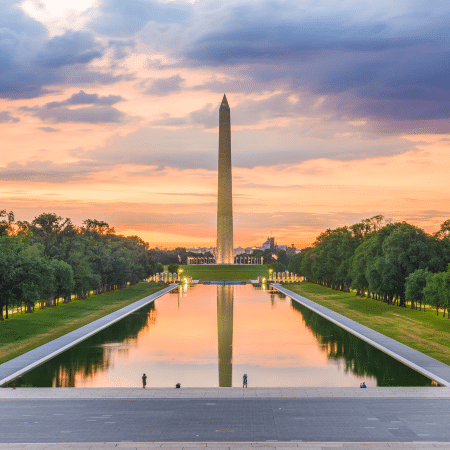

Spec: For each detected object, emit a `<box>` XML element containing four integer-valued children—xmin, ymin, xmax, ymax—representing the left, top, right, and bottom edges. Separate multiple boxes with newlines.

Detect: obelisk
<box><xmin>216</xmin><ymin>94</ymin><xmax>233</xmax><ymax>264</ymax></box>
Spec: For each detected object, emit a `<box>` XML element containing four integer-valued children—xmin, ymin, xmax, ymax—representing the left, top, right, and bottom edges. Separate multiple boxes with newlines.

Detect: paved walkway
<box><xmin>272</xmin><ymin>284</ymin><xmax>450</xmax><ymax>387</ymax></box>
<box><xmin>0</xmin><ymin>284</ymin><xmax>178</xmax><ymax>386</ymax></box>
<box><xmin>1</xmin><ymin>395</ymin><xmax>450</xmax><ymax>445</ymax></box>
<box><xmin>0</xmin><ymin>443</ymin><xmax>449</xmax><ymax>449</ymax></box>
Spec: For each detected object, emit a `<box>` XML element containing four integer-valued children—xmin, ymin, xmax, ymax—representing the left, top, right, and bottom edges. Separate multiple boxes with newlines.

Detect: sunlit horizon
<box><xmin>2</xmin><ymin>1</ymin><xmax>450</xmax><ymax>249</ymax></box>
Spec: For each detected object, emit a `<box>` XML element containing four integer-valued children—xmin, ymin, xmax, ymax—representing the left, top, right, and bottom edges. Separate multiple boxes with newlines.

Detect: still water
<box><xmin>16</xmin><ymin>284</ymin><xmax>435</xmax><ymax>387</ymax></box>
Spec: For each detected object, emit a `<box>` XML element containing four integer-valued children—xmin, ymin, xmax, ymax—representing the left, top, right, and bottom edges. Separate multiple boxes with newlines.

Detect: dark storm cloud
<box><xmin>89</xmin><ymin>0</ymin><xmax>192</xmax><ymax>37</ymax></box>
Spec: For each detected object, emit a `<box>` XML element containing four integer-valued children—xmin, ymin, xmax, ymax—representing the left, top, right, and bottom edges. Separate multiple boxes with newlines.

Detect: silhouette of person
<box><xmin>142</xmin><ymin>373</ymin><xmax>147</xmax><ymax>389</ymax></box>
<box><xmin>243</xmin><ymin>373</ymin><xmax>248</xmax><ymax>388</ymax></box>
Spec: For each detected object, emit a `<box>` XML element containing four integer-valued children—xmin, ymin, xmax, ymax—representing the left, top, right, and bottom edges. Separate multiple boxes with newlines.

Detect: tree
<box><xmin>269</xmin><ymin>261</ymin><xmax>286</xmax><ymax>273</ymax></box>
<box><xmin>276</xmin><ymin>250</ymin><xmax>290</xmax><ymax>268</ymax></box>
<box><xmin>381</xmin><ymin>225</ymin><xmax>435</xmax><ymax>306</ymax></box>
<box><xmin>405</xmin><ymin>268</ymin><xmax>429</xmax><ymax>310</ymax></box>
<box><xmin>288</xmin><ymin>252</ymin><xmax>303</xmax><ymax>274</ymax></box>
<box><xmin>0</xmin><ymin>235</ymin><xmax>48</xmax><ymax>318</ymax></box>
<box><xmin>0</xmin><ymin>210</ymin><xmax>14</xmax><ymax>236</ymax></box>
<box><xmin>423</xmin><ymin>272</ymin><xmax>445</xmax><ymax>315</ymax></box>
<box><xmin>27</xmin><ymin>213</ymin><xmax>75</xmax><ymax>258</ymax></box>
<box><xmin>52</xmin><ymin>259</ymin><xmax>75</xmax><ymax>304</ymax></box>
<box><xmin>168</xmin><ymin>263</ymin><xmax>180</xmax><ymax>274</ymax></box>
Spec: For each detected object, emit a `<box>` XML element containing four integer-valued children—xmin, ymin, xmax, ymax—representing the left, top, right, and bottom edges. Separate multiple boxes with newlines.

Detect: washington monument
<box><xmin>216</xmin><ymin>94</ymin><xmax>233</xmax><ymax>264</ymax></box>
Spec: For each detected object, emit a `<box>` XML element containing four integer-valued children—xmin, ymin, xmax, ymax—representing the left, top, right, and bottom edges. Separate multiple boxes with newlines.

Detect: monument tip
<box><xmin>220</xmin><ymin>94</ymin><xmax>230</xmax><ymax>110</ymax></box>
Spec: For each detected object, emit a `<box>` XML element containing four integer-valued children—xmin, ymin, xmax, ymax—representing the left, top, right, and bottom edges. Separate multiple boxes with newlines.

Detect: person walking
<box><xmin>142</xmin><ymin>373</ymin><xmax>147</xmax><ymax>389</ymax></box>
<box><xmin>243</xmin><ymin>373</ymin><xmax>248</xmax><ymax>388</ymax></box>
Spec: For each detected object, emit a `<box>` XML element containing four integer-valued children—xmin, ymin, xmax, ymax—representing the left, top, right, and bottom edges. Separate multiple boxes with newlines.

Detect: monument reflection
<box><xmin>217</xmin><ymin>284</ymin><xmax>233</xmax><ymax>387</ymax></box>
<box><xmin>12</xmin><ymin>284</ymin><xmax>436</xmax><ymax>388</ymax></box>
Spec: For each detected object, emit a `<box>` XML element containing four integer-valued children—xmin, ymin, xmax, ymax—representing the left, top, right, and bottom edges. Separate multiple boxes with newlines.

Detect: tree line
<box><xmin>0</xmin><ymin>211</ymin><xmax>163</xmax><ymax>319</ymax></box>
<box><xmin>287</xmin><ymin>215</ymin><xmax>450</xmax><ymax>315</ymax></box>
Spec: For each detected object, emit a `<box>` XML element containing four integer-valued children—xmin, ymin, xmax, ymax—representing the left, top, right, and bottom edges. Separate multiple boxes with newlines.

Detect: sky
<box><xmin>1</xmin><ymin>0</ymin><xmax>450</xmax><ymax>249</ymax></box>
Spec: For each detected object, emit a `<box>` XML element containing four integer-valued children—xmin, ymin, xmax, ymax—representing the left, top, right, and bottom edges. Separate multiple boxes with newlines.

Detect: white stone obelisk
<box><xmin>216</xmin><ymin>94</ymin><xmax>233</xmax><ymax>264</ymax></box>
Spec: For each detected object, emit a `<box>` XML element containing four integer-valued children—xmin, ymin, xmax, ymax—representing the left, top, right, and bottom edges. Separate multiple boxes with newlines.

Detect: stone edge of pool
<box><xmin>1</xmin><ymin>386</ymin><xmax>450</xmax><ymax>399</ymax></box>
<box><xmin>0</xmin><ymin>283</ymin><xmax>179</xmax><ymax>387</ymax></box>
<box><xmin>272</xmin><ymin>283</ymin><xmax>450</xmax><ymax>388</ymax></box>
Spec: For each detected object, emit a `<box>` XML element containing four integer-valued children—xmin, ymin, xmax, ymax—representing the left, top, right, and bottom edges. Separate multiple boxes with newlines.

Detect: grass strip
<box><xmin>285</xmin><ymin>282</ymin><xmax>450</xmax><ymax>366</ymax></box>
<box><xmin>180</xmin><ymin>264</ymin><xmax>269</xmax><ymax>280</ymax></box>
<box><xmin>0</xmin><ymin>282</ymin><xmax>166</xmax><ymax>365</ymax></box>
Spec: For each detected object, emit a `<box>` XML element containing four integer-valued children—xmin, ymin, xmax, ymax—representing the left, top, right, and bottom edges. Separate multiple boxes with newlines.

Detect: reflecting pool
<box><xmin>15</xmin><ymin>284</ymin><xmax>436</xmax><ymax>387</ymax></box>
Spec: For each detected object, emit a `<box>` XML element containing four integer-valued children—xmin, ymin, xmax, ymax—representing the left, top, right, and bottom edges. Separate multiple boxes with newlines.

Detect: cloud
<box><xmin>20</xmin><ymin>90</ymin><xmax>128</xmax><ymax>124</ymax></box>
<box><xmin>46</xmin><ymin>90</ymin><xmax>125</xmax><ymax>108</ymax></box>
<box><xmin>0</xmin><ymin>111</ymin><xmax>19</xmax><ymax>123</ymax></box>
<box><xmin>155</xmin><ymin>0</ymin><xmax>450</xmax><ymax>128</ymax></box>
<box><xmin>0</xmin><ymin>159</ymin><xmax>97</xmax><ymax>183</ymax></box>
<box><xmin>38</xmin><ymin>126</ymin><xmax>61</xmax><ymax>133</ymax></box>
<box><xmin>89</xmin><ymin>0</ymin><xmax>192</xmax><ymax>37</ymax></box>
<box><xmin>36</xmin><ymin>31</ymin><xmax>103</xmax><ymax>68</ymax></box>
<box><xmin>151</xmin><ymin>117</ymin><xmax>188</xmax><ymax>127</ymax></box>
<box><xmin>71</xmin><ymin>110</ymin><xmax>415</xmax><ymax>171</ymax></box>
<box><xmin>0</xmin><ymin>4</ymin><xmax>114</xmax><ymax>99</ymax></box>
<box><xmin>21</xmin><ymin>105</ymin><xmax>127</xmax><ymax>124</ymax></box>
<box><xmin>72</xmin><ymin>127</ymin><xmax>218</xmax><ymax>170</ymax></box>
<box><xmin>188</xmin><ymin>103</ymin><xmax>216</xmax><ymax>128</ymax></box>
<box><xmin>108</xmin><ymin>39</ymin><xmax>136</xmax><ymax>59</ymax></box>
<box><xmin>144</xmin><ymin>75</ymin><xmax>185</xmax><ymax>96</ymax></box>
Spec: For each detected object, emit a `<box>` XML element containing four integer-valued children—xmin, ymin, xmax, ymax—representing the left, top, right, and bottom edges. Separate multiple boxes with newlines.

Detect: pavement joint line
<box><xmin>0</xmin><ymin>283</ymin><xmax>178</xmax><ymax>386</ymax></box>
<box><xmin>272</xmin><ymin>283</ymin><xmax>450</xmax><ymax>387</ymax></box>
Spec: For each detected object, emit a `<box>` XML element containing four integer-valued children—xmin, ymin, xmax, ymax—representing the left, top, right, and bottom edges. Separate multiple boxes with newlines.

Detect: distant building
<box><xmin>187</xmin><ymin>247</ymin><xmax>216</xmax><ymax>255</ymax></box>
<box><xmin>261</xmin><ymin>237</ymin><xmax>275</xmax><ymax>251</ymax></box>
<box><xmin>286</xmin><ymin>244</ymin><xmax>297</xmax><ymax>255</ymax></box>
<box><xmin>260</xmin><ymin>238</ymin><xmax>298</xmax><ymax>254</ymax></box>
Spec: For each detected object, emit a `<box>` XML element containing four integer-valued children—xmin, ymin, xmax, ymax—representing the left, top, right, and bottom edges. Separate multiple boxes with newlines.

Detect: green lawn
<box><xmin>285</xmin><ymin>282</ymin><xmax>450</xmax><ymax>366</ymax></box>
<box><xmin>180</xmin><ymin>264</ymin><xmax>269</xmax><ymax>280</ymax></box>
<box><xmin>0</xmin><ymin>282</ymin><xmax>166</xmax><ymax>365</ymax></box>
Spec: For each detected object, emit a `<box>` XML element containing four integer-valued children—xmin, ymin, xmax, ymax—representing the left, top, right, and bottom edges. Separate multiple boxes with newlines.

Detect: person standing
<box><xmin>142</xmin><ymin>373</ymin><xmax>147</xmax><ymax>389</ymax></box>
<box><xmin>243</xmin><ymin>373</ymin><xmax>248</xmax><ymax>388</ymax></box>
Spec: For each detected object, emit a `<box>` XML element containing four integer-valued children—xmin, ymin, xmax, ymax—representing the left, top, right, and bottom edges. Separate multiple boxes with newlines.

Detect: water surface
<box><xmin>15</xmin><ymin>284</ymin><xmax>435</xmax><ymax>387</ymax></box>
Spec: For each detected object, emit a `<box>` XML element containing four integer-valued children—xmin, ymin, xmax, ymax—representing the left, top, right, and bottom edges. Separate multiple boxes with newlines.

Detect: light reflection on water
<box><xmin>15</xmin><ymin>284</ymin><xmax>435</xmax><ymax>387</ymax></box>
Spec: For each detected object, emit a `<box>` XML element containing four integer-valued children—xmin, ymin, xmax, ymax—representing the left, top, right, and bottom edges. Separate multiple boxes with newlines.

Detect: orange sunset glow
<box><xmin>36</xmin><ymin>285</ymin><xmax>381</xmax><ymax>387</ymax></box>
<box><xmin>2</xmin><ymin>1</ymin><xmax>450</xmax><ymax>248</ymax></box>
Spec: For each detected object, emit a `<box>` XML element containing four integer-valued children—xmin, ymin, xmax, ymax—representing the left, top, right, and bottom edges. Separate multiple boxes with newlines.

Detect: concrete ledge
<box><xmin>273</xmin><ymin>284</ymin><xmax>450</xmax><ymax>387</ymax></box>
<box><xmin>1</xmin><ymin>387</ymin><xmax>450</xmax><ymax>399</ymax></box>
<box><xmin>0</xmin><ymin>442</ymin><xmax>449</xmax><ymax>449</ymax></box>
<box><xmin>0</xmin><ymin>284</ymin><xmax>178</xmax><ymax>386</ymax></box>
